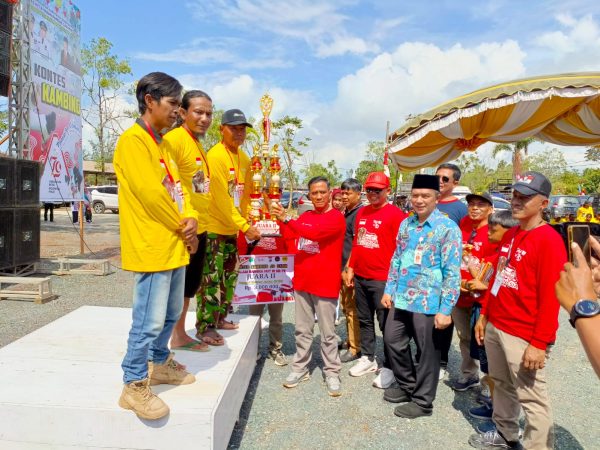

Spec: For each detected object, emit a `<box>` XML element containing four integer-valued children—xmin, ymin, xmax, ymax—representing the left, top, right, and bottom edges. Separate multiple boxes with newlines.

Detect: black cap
<box><xmin>221</xmin><ymin>109</ymin><xmax>252</xmax><ymax>127</ymax></box>
<box><xmin>466</xmin><ymin>191</ymin><xmax>493</xmax><ymax>206</ymax></box>
<box><xmin>512</xmin><ymin>171</ymin><xmax>551</xmax><ymax>197</ymax></box>
<box><xmin>412</xmin><ymin>174</ymin><xmax>440</xmax><ymax>192</ymax></box>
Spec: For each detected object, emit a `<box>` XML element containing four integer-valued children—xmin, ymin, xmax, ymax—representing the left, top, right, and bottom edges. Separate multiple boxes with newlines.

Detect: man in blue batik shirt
<box><xmin>381</xmin><ymin>174</ymin><xmax>461</xmax><ymax>419</ymax></box>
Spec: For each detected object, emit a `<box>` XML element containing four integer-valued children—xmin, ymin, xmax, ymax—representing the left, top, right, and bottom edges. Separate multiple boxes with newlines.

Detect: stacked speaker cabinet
<box><xmin>0</xmin><ymin>157</ymin><xmax>41</xmax><ymax>275</ymax></box>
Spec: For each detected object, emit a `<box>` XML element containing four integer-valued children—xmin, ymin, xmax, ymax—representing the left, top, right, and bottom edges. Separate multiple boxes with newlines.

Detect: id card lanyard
<box><xmin>225</xmin><ymin>145</ymin><xmax>243</xmax><ymax>207</ymax></box>
<box><xmin>490</xmin><ymin>224</ymin><xmax>540</xmax><ymax>296</ymax></box>
<box><xmin>144</xmin><ymin>120</ymin><xmax>184</xmax><ymax>213</ymax></box>
<box><xmin>183</xmin><ymin>126</ymin><xmax>210</xmax><ymax>178</ymax></box>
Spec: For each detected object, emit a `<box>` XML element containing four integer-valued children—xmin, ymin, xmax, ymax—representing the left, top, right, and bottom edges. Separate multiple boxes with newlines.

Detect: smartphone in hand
<box><xmin>567</xmin><ymin>224</ymin><xmax>591</xmax><ymax>267</ymax></box>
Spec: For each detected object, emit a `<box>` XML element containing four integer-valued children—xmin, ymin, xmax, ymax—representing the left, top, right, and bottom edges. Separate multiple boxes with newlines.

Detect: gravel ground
<box><xmin>0</xmin><ymin>211</ymin><xmax>598</xmax><ymax>449</ymax></box>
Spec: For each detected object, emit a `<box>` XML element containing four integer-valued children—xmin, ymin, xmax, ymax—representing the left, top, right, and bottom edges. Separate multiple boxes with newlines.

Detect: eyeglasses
<box><xmin>438</xmin><ymin>175</ymin><xmax>451</xmax><ymax>183</ymax></box>
<box><xmin>366</xmin><ymin>188</ymin><xmax>384</xmax><ymax>194</ymax></box>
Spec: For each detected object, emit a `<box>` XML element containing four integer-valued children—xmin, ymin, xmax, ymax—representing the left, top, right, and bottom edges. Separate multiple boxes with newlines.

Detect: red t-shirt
<box><xmin>457</xmin><ymin>217</ymin><xmax>499</xmax><ymax>308</ymax></box>
<box><xmin>283</xmin><ymin>208</ymin><xmax>346</xmax><ymax>299</ymax></box>
<box><xmin>482</xmin><ymin>224</ymin><xmax>567</xmax><ymax>350</ymax></box>
<box><xmin>348</xmin><ymin>204</ymin><xmax>407</xmax><ymax>281</ymax></box>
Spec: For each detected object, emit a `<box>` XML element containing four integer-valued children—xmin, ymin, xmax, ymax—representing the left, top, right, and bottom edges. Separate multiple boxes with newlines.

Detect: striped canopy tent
<box><xmin>387</xmin><ymin>72</ymin><xmax>600</xmax><ymax>171</ymax></box>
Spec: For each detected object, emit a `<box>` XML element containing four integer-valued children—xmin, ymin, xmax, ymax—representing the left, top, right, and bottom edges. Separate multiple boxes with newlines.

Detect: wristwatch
<box><xmin>569</xmin><ymin>299</ymin><xmax>600</xmax><ymax>328</ymax></box>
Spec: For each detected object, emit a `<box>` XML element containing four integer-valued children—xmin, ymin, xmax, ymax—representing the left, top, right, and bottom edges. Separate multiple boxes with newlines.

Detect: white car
<box><xmin>90</xmin><ymin>185</ymin><xmax>119</xmax><ymax>214</ymax></box>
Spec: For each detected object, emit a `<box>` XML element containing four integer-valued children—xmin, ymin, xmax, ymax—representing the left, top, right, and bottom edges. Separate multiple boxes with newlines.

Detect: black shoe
<box><xmin>340</xmin><ymin>350</ymin><xmax>361</xmax><ymax>363</ymax></box>
<box><xmin>383</xmin><ymin>382</ymin><xmax>411</xmax><ymax>403</ymax></box>
<box><xmin>393</xmin><ymin>401</ymin><xmax>432</xmax><ymax>419</ymax></box>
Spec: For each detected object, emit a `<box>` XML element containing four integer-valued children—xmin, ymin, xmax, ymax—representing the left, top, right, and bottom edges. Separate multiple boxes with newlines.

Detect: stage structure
<box><xmin>7</xmin><ymin>0</ymin><xmax>30</xmax><ymax>160</ymax></box>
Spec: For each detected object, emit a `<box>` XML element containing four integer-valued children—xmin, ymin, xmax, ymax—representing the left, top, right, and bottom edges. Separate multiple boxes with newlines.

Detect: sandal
<box><xmin>217</xmin><ymin>319</ymin><xmax>239</xmax><ymax>330</ymax></box>
<box><xmin>197</xmin><ymin>330</ymin><xmax>225</xmax><ymax>346</ymax></box>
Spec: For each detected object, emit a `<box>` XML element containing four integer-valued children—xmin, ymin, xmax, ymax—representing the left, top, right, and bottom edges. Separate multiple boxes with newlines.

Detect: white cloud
<box><xmin>186</xmin><ymin>0</ymin><xmax>377</xmax><ymax>57</ymax></box>
<box><xmin>532</xmin><ymin>14</ymin><xmax>600</xmax><ymax>72</ymax></box>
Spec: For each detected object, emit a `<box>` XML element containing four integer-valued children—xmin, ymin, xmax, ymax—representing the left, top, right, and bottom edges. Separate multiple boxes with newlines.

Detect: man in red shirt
<box><xmin>451</xmin><ymin>192</ymin><xmax>498</xmax><ymax>392</ymax></box>
<box><xmin>345</xmin><ymin>172</ymin><xmax>407</xmax><ymax>384</ymax></box>
<box><xmin>470</xmin><ymin>172</ymin><xmax>567</xmax><ymax>450</ymax></box>
<box><xmin>271</xmin><ymin>176</ymin><xmax>346</xmax><ymax>397</ymax></box>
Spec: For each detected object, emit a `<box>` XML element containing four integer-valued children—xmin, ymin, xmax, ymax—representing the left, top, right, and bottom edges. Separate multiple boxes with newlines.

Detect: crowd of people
<box><xmin>114</xmin><ymin>72</ymin><xmax>599</xmax><ymax>450</ymax></box>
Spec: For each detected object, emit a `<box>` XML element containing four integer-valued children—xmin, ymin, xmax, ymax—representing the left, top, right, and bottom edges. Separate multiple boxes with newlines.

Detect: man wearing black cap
<box><xmin>195</xmin><ymin>109</ymin><xmax>261</xmax><ymax>346</ymax></box>
<box><xmin>470</xmin><ymin>171</ymin><xmax>566</xmax><ymax>450</ymax></box>
<box><xmin>450</xmin><ymin>192</ymin><xmax>497</xmax><ymax>395</ymax></box>
<box><xmin>381</xmin><ymin>174</ymin><xmax>461</xmax><ymax>418</ymax></box>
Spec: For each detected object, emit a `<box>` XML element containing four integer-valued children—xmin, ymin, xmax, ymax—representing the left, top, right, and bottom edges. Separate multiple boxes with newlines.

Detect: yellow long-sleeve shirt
<box><xmin>163</xmin><ymin>126</ymin><xmax>210</xmax><ymax>234</ymax></box>
<box><xmin>577</xmin><ymin>205</ymin><xmax>594</xmax><ymax>222</ymax></box>
<box><xmin>206</xmin><ymin>142</ymin><xmax>251</xmax><ymax>235</ymax></box>
<box><xmin>114</xmin><ymin>120</ymin><xmax>198</xmax><ymax>272</ymax></box>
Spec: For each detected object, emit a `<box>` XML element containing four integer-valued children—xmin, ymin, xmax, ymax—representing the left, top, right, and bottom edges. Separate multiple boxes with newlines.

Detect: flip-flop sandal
<box><xmin>172</xmin><ymin>341</ymin><xmax>210</xmax><ymax>352</ymax></box>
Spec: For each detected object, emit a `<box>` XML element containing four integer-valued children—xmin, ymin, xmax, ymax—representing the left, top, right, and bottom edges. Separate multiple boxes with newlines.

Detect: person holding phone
<box><xmin>470</xmin><ymin>172</ymin><xmax>566</xmax><ymax>450</ymax></box>
<box><xmin>556</xmin><ymin>240</ymin><xmax>600</xmax><ymax>378</ymax></box>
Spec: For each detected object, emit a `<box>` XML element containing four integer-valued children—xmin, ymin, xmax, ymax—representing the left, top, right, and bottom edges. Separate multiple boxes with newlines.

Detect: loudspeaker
<box><xmin>0</xmin><ymin>1</ymin><xmax>12</xmax><ymax>97</ymax></box>
<box><xmin>14</xmin><ymin>208</ymin><xmax>40</xmax><ymax>264</ymax></box>
<box><xmin>0</xmin><ymin>207</ymin><xmax>14</xmax><ymax>269</ymax></box>
<box><xmin>15</xmin><ymin>159</ymin><xmax>41</xmax><ymax>206</ymax></box>
<box><xmin>0</xmin><ymin>156</ymin><xmax>14</xmax><ymax>207</ymax></box>
<box><xmin>0</xmin><ymin>207</ymin><xmax>39</xmax><ymax>270</ymax></box>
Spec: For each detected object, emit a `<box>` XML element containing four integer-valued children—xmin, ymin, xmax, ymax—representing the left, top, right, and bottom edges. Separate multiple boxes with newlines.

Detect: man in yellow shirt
<box><xmin>115</xmin><ymin>72</ymin><xmax>199</xmax><ymax>421</ymax></box>
<box><xmin>196</xmin><ymin>109</ymin><xmax>261</xmax><ymax>345</ymax></box>
<box><xmin>163</xmin><ymin>90</ymin><xmax>214</xmax><ymax>352</ymax></box>
<box><xmin>577</xmin><ymin>199</ymin><xmax>594</xmax><ymax>222</ymax></box>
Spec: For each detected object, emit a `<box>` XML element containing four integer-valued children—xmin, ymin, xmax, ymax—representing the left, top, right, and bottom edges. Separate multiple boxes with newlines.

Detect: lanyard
<box><xmin>183</xmin><ymin>126</ymin><xmax>210</xmax><ymax>178</ymax></box>
<box><xmin>505</xmin><ymin>221</ymin><xmax>544</xmax><ymax>265</ymax></box>
<box><xmin>143</xmin><ymin>120</ymin><xmax>160</xmax><ymax>145</ymax></box>
<box><xmin>225</xmin><ymin>145</ymin><xmax>240</xmax><ymax>184</ymax></box>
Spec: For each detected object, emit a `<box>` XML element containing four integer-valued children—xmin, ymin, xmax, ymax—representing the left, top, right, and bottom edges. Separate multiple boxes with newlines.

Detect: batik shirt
<box><xmin>384</xmin><ymin>208</ymin><xmax>462</xmax><ymax>315</ymax></box>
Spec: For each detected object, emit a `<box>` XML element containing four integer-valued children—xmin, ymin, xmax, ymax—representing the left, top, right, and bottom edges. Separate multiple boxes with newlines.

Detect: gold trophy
<box><xmin>249</xmin><ymin>93</ymin><xmax>281</xmax><ymax>236</ymax></box>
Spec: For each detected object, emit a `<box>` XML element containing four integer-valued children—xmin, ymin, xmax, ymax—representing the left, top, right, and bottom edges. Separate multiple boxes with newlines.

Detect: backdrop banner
<box><xmin>29</xmin><ymin>0</ymin><xmax>82</xmax><ymax>202</ymax></box>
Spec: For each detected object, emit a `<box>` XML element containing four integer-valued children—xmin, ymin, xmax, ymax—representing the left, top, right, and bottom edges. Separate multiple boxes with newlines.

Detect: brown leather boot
<box><xmin>148</xmin><ymin>353</ymin><xmax>195</xmax><ymax>386</ymax></box>
<box><xmin>118</xmin><ymin>378</ymin><xmax>169</xmax><ymax>420</ymax></box>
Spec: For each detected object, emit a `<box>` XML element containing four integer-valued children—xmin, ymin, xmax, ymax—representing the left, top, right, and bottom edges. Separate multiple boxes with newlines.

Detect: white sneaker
<box><xmin>372</xmin><ymin>367</ymin><xmax>395</xmax><ymax>389</ymax></box>
<box><xmin>439</xmin><ymin>367</ymin><xmax>448</xmax><ymax>381</ymax></box>
<box><xmin>349</xmin><ymin>356</ymin><xmax>378</xmax><ymax>377</ymax></box>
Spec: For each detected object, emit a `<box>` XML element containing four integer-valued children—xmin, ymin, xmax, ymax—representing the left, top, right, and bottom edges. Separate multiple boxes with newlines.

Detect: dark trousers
<box><xmin>43</xmin><ymin>203</ymin><xmax>54</xmax><ymax>221</ymax></box>
<box><xmin>354</xmin><ymin>276</ymin><xmax>390</xmax><ymax>366</ymax></box>
<box><xmin>384</xmin><ymin>308</ymin><xmax>441</xmax><ymax>410</ymax></box>
<box><xmin>437</xmin><ymin>322</ymin><xmax>453</xmax><ymax>368</ymax></box>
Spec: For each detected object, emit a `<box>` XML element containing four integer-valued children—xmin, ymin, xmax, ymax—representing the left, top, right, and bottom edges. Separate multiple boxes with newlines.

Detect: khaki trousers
<box><xmin>485</xmin><ymin>323</ymin><xmax>554</xmax><ymax>450</ymax></box>
<box><xmin>291</xmin><ymin>290</ymin><xmax>341</xmax><ymax>377</ymax></box>
<box><xmin>340</xmin><ymin>282</ymin><xmax>361</xmax><ymax>355</ymax></box>
<box><xmin>249</xmin><ymin>303</ymin><xmax>283</xmax><ymax>353</ymax></box>
<box><xmin>451</xmin><ymin>305</ymin><xmax>479</xmax><ymax>380</ymax></box>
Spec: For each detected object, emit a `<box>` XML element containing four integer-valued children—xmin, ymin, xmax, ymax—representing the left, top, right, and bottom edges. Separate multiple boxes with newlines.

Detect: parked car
<box><xmin>90</xmin><ymin>185</ymin><xmax>119</xmax><ymax>214</ymax></box>
<box><xmin>280</xmin><ymin>191</ymin><xmax>303</xmax><ymax>209</ymax></box>
<box><xmin>545</xmin><ymin>195</ymin><xmax>580</xmax><ymax>220</ymax></box>
<box><xmin>296</xmin><ymin>193</ymin><xmax>314</xmax><ymax>215</ymax></box>
<box><xmin>457</xmin><ymin>194</ymin><xmax>510</xmax><ymax>211</ymax></box>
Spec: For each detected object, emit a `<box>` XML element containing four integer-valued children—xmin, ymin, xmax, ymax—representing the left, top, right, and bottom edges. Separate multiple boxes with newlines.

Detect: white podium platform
<box><xmin>0</xmin><ymin>306</ymin><xmax>259</xmax><ymax>450</ymax></box>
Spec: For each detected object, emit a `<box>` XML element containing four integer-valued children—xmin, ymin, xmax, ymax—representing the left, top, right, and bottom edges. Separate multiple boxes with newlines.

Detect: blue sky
<box><xmin>78</xmin><ymin>0</ymin><xmax>600</xmax><ymax>173</ymax></box>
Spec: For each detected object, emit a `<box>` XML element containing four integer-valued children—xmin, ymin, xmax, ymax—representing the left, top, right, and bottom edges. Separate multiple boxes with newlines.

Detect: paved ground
<box><xmin>0</xmin><ymin>211</ymin><xmax>598</xmax><ymax>449</ymax></box>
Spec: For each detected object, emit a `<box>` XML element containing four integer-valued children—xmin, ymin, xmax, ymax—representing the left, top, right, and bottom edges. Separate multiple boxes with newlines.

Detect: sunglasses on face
<box><xmin>438</xmin><ymin>175</ymin><xmax>451</xmax><ymax>183</ymax></box>
<box><xmin>366</xmin><ymin>188</ymin><xmax>384</xmax><ymax>194</ymax></box>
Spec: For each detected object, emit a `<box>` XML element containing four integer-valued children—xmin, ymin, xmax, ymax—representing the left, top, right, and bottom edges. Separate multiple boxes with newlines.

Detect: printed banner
<box><xmin>29</xmin><ymin>0</ymin><xmax>82</xmax><ymax>202</ymax></box>
<box><xmin>233</xmin><ymin>254</ymin><xmax>295</xmax><ymax>305</ymax></box>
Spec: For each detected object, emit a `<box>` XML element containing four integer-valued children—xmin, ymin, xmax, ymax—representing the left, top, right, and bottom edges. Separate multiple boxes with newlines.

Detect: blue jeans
<box><xmin>121</xmin><ymin>267</ymin><xmax>185</xmax><ymax>383</ymax></box>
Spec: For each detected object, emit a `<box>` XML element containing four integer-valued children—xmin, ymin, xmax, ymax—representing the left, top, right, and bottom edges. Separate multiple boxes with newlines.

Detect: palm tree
<box><xmin>491</xmin><ymin>138</ymin><xmax>535</xmax><ymax>181</ymax></box>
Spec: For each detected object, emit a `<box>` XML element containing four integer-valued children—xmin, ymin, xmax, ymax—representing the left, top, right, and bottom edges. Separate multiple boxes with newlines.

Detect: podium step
<box><xmin>0</xmin><ymin>306</ymin><xmax>259</xmax><ymax>450</ymax></box>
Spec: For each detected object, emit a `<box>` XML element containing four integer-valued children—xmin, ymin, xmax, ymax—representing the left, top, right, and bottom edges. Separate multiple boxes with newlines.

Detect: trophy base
<box><xmin>254</xmin><ymin>220</ymin><xmax>281</xmax><ymax>237</ymax></box>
